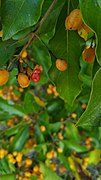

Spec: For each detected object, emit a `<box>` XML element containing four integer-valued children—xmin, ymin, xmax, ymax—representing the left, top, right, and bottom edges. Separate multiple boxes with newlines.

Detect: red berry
<box><xmin>31</xmin><ymin>72</ymin><xmax>40</xmax><ymax>82</ymax></box>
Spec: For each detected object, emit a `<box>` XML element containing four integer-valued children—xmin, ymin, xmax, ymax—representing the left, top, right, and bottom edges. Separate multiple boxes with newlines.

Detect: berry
<box><xmin>56</xmin><ymin>59</ymin><xmax>68</xmax><ymax>71</ymax></box>
<box><xmin>18</xmin><ymin>73</ymin><xmax>30</xmax><ymax>88</ymax></box>
<box><xmin>31</xmin><ymin>72</ymin><xmax>40</xmax><ymax>82</ymax></box>
<box><xmin>21</xmin><ymin>50</ymin><xmax>27</xmax><ymax>59</ymax></box>
<box><xmin>65</xmin><ymin>9</ymin><xmax>83</xmax><ymax>30</ymax></box>
<box><xmin>40</xmin><ymin>125</ymin><xmax>46</xmax><ymax>132</ymax></box>
<box><xmin>82</xmin><ymin>47</ymin><xmax>95</xmax><ymax>63</ymax></box>
<box><xmin>0</xmin><ymin>69</ymin><xmax>9</xmax><ymax>86</ymax></box>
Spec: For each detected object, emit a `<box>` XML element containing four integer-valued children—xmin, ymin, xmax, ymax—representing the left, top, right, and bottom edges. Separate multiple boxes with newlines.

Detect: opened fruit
<box><xmin>82</xmin><ymin>47</ymin><xmax>95</xmax><ymax>63</ymax></box>
<box><xmin>18</xmin><ymin>73</ymin><xmax>30</xmax><ymax>88</ymax></box>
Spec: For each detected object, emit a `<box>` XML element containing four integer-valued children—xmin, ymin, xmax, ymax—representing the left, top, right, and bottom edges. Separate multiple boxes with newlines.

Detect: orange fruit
<box><xmin>65</xmin><ymin>9</ymin><xmax>83</xmax><ymax>30</ymax></box>
<box><xmin>18</xmin><ymin>73</ymin><xmax>30</xmax><ymax>88</ymax></box>
<box><xmin>56</xmin><ymin>59</ymin><xmax>68</xmax><ymax>71</ymax></box>
<box><xmin>0</xmin><ymin>69</ymin><xmax>9</xmax><ymax>86</ymax></box>
<box><xmin>82</xmin><ymin>47</ymin><xmax>95</xmax><ymax>63</ymax></box>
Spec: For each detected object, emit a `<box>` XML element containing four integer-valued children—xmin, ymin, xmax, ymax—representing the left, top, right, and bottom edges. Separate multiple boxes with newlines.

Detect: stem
<box><xmin>19</xmin><ymin>0</ymin><xmax>58</xmax><ymax>57</ymax></box>
<box><xmin>35</xmin><ymin>34</ymin><xmax>57</xmax><ymax>59</ymax></box>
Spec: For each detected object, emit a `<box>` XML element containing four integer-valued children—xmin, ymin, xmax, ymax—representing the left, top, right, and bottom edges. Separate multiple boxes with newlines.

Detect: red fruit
<box><xmin>31</xmin><ymin>72</ymin><xmax>40</xmax><ymax>82</ymax></box>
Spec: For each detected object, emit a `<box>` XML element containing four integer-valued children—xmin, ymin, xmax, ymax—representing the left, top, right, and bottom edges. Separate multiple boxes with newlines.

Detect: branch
<box><xmin>19</xmin><ymin>0</ymin><xmax>58</xmax><ymax>57</ymax></box>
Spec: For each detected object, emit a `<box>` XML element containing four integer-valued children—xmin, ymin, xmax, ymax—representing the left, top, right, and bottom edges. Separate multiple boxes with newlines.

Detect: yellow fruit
<box><xmin>21</xmin><ymin>50</ymin><xmax>27</xmax><ymax>59</ymax></box>
<box><xmin>65</xmin><ymin>9</ymin><xmax>83</xmax><ymax>30</ymax></box>
<box><xmin>47</xmin><ymin>88</ymin><xmax>53</xmax><ymax>94</ymax></box>
<box><xmin>56</xmin><ymin>59</ymin><xmax>68</xmax><ymax>71</ymax></box>
<box><xmin>71</xmin><ymin>113</ymin><xmax>77</xmax><ymax>119</ymax></box>
<box><xmin>24</xmin><ymin>172</ymin><xmax>31</xmax><ymax>177</ymax></box>
<box><xmin>82</xmin><ymin>47</ymin><xmax>95</xmax><ymax>63</ymax></box>
<box><xmin>18</xmin><ymin>73</ymin><xmax>30</xmax><ymax>88</ymax></box>
<box><xmin>25</xmin><ymin>158</ymin><xmax>32</xmax><ymax>167</ymax></box>
<box><xmin>40</xmin><ymin>125</ymin><xmax>46</xmax><ymax>132</ymax></box>
<box><xmin>33</xmin><ymin>165</ymin><xmax>39</xmax><ymax>172</ymax></box>
<box><xmin>57</xmin><ymin>148</ymin><xmax>63</xmax><ymax>153</ymax></box>
<box><xmin>81</xmin><ymin>103</ymin><xmax>87</xmax><ymax>109</ymax></box>
<box><xmin>0</xmin><ymin>69</ymin><xmax>9</xmax><ymax>86</ymax></box>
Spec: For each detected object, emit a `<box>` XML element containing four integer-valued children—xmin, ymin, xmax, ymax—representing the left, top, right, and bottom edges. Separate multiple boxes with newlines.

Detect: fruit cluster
<box><xmin>65</xmin><ymin>9</ymin><xmax>96</xmax><ymax>63</ymax></box>
<box><xmin>47</xmin><ymin>84</ymin><xmax>59</xmax><ymax>96</ymax></box>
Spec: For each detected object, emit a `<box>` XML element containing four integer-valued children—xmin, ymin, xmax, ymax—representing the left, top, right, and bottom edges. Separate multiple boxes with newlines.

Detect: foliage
<box><xmin>0</xmin><ymin>0</ymin><xmax>101</xmax><ymax>179</ymax></box>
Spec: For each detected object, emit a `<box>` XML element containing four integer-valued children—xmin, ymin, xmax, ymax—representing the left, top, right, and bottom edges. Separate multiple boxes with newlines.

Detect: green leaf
<box><xmin>89</xmin><ymin>149</ymin><xmax>101</xmax><ymax>165</ymax></box>
<box><xmin>8</xmin><ymin>126</ymin><xmax>29</xmax><ymax>152</ymax></box>
<box><xmin>0</xmin><ymin>98</ymin><xmax>26</xmax><ymax>116</ymax></box>
<box><xmin>2</xmin><ymin>0</ymin><xmax>44</xmax><ymax>40</ymax></box>
<box><xmin>79</xmin><ymin>0</ymin><xmax>101</xmax><ymax>65</ymax></box>
<box><xmin>0</xmin><ymin>39</ymin><xmax>16</xmax><ymax>67</ymax></box>
<box><xmin>3</xmin><ymin>122</ymin><xmax>26</xmax><ymax>137</ymax></box>
<box><xmin>49</xmin><ymin>3</ymin><xmax>85</xmax><ymax>104</ymax></box>
<box><xmin>0</xmin><ymin>174</ymin><xmax>15</xmax><ymax>180</ymax></box>
<box><xmin>66</xmin><ymin>122</ymin><xmax>81</xmax><ymax>143</ymax></box>
<box><xmin>0</xmin><ymin>111</ymin><xmax>13</xmax><ymax>121</ymax></box>
<box><xmin>24</xmin><ymin>92</ymin><xmax>40</xmax><ymax>113</ymax></box>
<box><xmin>40</xmin><ymin>162</ymin><xmax>62</xmax><ymax>180</ymax></box>
<box><xmin>31</xmin><ymin>39</ymin><xmax>52</xmax><ymax>77</ymax></box>
<box><xmin>39</xmin><ymin>0</ymin><xmax>66</xmax><ymax>40</ymax></box>
<box><xmin>63</xmin><ymin>140</ymin><xmax>88</xmax><ymax>153</ymax></box>
<box><xmin>76</xmin><ymin>68</ymin><xmax>101</xmax><ymax>127</ymax></box>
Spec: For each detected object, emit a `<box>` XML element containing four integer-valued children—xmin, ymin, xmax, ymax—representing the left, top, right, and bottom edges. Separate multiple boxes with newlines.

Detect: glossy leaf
<box><xmin>0</xmin><ymin>39</ymin><xmax>16</xmax><ymax>67</ymax></box>
<box><xmin>76</xmin><ymin>68</ymin><xmax>101</xmax><ymax>127</ymax></box>
<box><xmin>79</xmin><ymin>0</ymin><xmax>101</xmax><ymax>65</ymax></box>
<box><xmin>2</xmin><ymin>0</ymin><xmax>44</xmax><ymax>40</ymax></box>
<box><xmin>0</xmin><ymin>174</ymin><xmax>15</xmax><ymax>180</ymax></box>
<box><xmin>8</xmin><ymin>126</ymin><xmax>29</xmax><ymax>151</ymax></box>
<box><xmin>49</xmin><ymin>3</ymin><xmax>85</xmax><ymax>104</ymax></box>
<box><xmin>39</xmin><ymin>0</ymin><xmax>66</xmax><ymax>40</ymax></box>
<box><xmin>0</xmin><ymin>98</ymin><xmax>26</xmax><ymax>116</ymax></box>
<box><xmin>40</xmin><ymin>162</ymin><xmax>62</xmax><ymax>180</ymax></box>
<box><xmin>3</xmin><ymin>122</ymin><xmax>26</xmax><ymax>137</ymax></box>
<box><xmin>24</xmin><ymin>92</ymin><xmax>40</xmax><ymax>113</ymax></box>
<box><xmin>63</xmin><ymin>140</ymin><xmax>88</xmax><ymax>153</ymax></box>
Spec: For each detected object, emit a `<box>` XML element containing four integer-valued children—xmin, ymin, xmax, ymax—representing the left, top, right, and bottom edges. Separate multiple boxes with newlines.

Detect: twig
<box><xmin>19</xmin><ymin>0</ymin><xmax>58</xmax><ymax>57</ymax></box>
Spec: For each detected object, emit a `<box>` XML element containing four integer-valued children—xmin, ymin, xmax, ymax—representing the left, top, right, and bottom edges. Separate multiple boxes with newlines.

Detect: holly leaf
<box><xmin>79</xmin><ymin>0</ymin><xmax>101</xmax><ymax>65</ymax></box>
<box><xmin>76</xmin><ymin>68</ymin><xmax>101</xmax><ymax>127</ymax></box>
<box><xmin>1</xmin><ymin>0</ymin><xmax>44</xmax><ymax>40</ymax></box>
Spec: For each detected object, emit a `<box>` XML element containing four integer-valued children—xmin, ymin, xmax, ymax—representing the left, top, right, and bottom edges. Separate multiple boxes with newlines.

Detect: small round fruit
<box><xmin>21</xmin><ymin>50</ymin><xmax>27</xmax><ymax>59</ymax></box>
<box><xmin>18</xmin><ymin>73</ymin><xmax>30</xmax><ymax>88</ymax></box>
<box><xmin>56</xmin><ymin>59</ymin><xmax>68</xmax><ymax>71</ymax></box>
<box><xmin>0</xmin><ymin>69</ymin><xmax>9</xmax><ymax>86</ymax></box>
<box><xmin>65</xmin><ymin>9</ymin><xmax>83</xmax><ymax>30</ymax></box>
<box><xmin>82</xmin><ymin>47</ymin><xmax>95</xmax><ymax>63</ymax></box>
<box><xmin>31</xmin><ymin>72</ymin><xmax>40</xmax><ymax>82</ymax></box>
